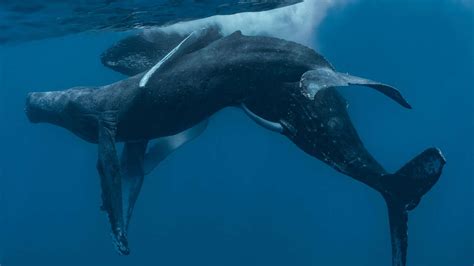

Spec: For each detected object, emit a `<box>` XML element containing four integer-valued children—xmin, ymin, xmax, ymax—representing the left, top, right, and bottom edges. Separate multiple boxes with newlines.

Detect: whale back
<box><xmin>102</xmin><ymin>29</ymin><xmax>333</xmax><ymax>78</ymax></box>
<box><xmin>206</xmin><ymin>31</ymin><xmax>333</xmax><ymax>70</ymax></box>
<box><xmin>141</xmin><ymin>31</ymin><xmax>336</xmax><ymax>92</ymax></box>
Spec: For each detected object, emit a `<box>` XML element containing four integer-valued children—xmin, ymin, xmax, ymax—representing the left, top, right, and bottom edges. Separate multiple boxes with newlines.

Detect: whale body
<box><xmin>25</xmin><ymin>30</ymin><xmax>445</xmax><ymax>266</ymax></box>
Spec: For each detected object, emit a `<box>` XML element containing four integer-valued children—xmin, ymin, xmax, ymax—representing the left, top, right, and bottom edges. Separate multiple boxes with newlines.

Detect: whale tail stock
<box><xmin>379</xmin><ymin>148</ymin><xmax>446</xmax><ymax>266</ymax></box>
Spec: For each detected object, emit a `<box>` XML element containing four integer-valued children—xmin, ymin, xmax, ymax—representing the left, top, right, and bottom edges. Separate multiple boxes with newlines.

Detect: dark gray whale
<box><xmin>25</xmin><ymin>29</ymin><xmax>445</xmax><ymax>266</ymax></box>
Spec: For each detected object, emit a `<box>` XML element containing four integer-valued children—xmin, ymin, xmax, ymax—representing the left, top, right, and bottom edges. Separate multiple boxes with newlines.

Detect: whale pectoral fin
<box><xmin>241</xmin><ymin>103</ymin><xmax>284</xmax><ymax>133</ymax></box>
<box><xmin>144</xmin><ymin>120</ymin><xmax>208</xmax><ymax>175</ymax></box>
<box><xmin>96</xmin><ymin>111</ymin><xmax>129</xmax><ymax>255</ymax></box>
<box><xmin>339</xmin><ymin>73</ymin><xmax>412</xmax><ymax>109</ymax></box>
<box><xmin>300</xmin><ymin>68</ymin><xmax>412</xmax><ymax>109</ymax></box>
<box><xmin>140</xmin><ymin>27</ymin><xmax>222</xmax><ymax>87</ymax></box>
<box><xmin>120</xmin><ymin>141</ymin><xmax>148</xmax><ymax>233</ymax></box>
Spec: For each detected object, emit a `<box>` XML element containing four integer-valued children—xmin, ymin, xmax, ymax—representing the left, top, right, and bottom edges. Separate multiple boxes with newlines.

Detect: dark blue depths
<box><xmin>0</xmin><ymin>0</ymin><xmax>472</xmax><ymax>265</ymax></box>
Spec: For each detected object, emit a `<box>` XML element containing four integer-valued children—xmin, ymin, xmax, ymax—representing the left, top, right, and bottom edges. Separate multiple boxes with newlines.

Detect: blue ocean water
<box><xmin>0</xmin><ymin>0</ymin><xmax>472</xmax><ymax>265</ymax></box>
<box><xmin>0</xmin><ymin>0</ymin><xmax>301</xmax><ymax>43</ymax></box>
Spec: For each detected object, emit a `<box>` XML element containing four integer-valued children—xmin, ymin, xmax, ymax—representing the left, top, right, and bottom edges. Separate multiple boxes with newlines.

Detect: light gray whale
<box><xmin>25</xmin><ymin>28</ymin><xmax>445</xmax><ymax>266</ymax></box>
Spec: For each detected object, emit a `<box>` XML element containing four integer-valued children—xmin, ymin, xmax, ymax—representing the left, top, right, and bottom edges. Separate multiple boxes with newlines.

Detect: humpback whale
<box><xmin>25</xmin><ymin>28</ymin><xmax>445</xmax><ymax>266</ymax></box>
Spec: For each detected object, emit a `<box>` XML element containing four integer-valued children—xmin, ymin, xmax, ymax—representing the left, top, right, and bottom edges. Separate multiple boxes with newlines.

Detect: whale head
<box><xmin>25</xmin><ymin>87</ymin><xmax>101</xmax><ymax>143</ymax></box>
<box><xmin>25</xmin><ymin>90</ymin><xmax>70</xmax><ymax>125</ymax></box>
<box><xmin>25</xmin><ymin>86</ymin><xmax>98</xmax><ymax>124</ymax></box>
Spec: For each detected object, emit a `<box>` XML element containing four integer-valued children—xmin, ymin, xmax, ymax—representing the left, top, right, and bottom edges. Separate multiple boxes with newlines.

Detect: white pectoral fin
<box><xmin>300</xmin><ymin>68</ymin><xmax>412</xmax><ymax>109</ymax></box>
<box><xmin>144</xmin><ymin>119</ymin><xmax>209</xmax><ymax>175</ymax></box>
<box><xmin>139</xmin><ymin>31</ymin><xmax>196</xmax><ymax>87</ymax></box>
<box><xmin>241</xmin><ymin>103</ymin><xmax>284</xmax><ymax>133</ymax></box>
<box><xmin>139</xmin><ymin>28</ymin><xmax>210</xmax><ymax>88</ymax></box>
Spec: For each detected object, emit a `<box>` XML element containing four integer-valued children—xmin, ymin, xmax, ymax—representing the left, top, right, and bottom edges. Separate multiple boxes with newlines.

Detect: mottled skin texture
<box><xmin>29</xmin><ymin>32</ymin><xmax>329</xmax><ymax>142</ymax></box>
<box><xmin>245</xmin><ymin>83</ymin><xmax>387</xmax><ymax>191</ymax></box>
<box><xmin>25</xmin><ymin>31</ymin><xmax>445</xmax><ymax>266</ymax></box>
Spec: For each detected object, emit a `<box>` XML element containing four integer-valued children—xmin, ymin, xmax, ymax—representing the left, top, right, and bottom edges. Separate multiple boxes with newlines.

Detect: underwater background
<box><xmin>0</xmin><ymin>0</ymin><xmax>472</xmax><ymax>265</ymax></box>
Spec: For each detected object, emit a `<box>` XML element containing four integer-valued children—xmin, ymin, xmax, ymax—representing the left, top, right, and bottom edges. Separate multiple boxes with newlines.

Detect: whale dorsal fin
<box><xmin>139</xmin><ymin>27</ymin><xmax>221</xmax><ymax>88</ymax></box>
<box><xmin>300</xmin><ymin>68</ymin><xmax>412</xmax><ymax>109</ymax></box>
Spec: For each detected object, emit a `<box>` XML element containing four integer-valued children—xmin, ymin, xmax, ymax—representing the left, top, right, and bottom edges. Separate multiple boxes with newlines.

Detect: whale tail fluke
<box><xmin>383</xmin><ymin>148</ymin><xmax>446</xmax><ymax>210</ymax></box>
<box><xmin>381</xmin><ymin>148</ymin><xmax>446</xmax><ymax>266</ymax></box>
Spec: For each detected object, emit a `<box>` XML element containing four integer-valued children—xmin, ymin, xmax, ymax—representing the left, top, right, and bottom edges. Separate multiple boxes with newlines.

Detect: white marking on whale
<box><xmin>139</xmin><ymin>31</ymin><xmax>197</xmax><ymax>88</ymax></box>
